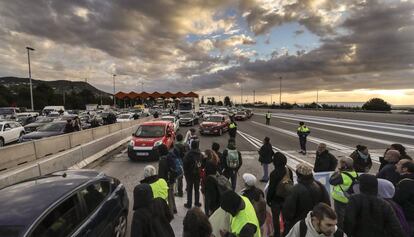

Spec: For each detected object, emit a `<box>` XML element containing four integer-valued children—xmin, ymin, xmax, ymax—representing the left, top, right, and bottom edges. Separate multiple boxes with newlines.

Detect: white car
<box><xmin>117</xmin><ymin>113</ymin><xmax>134</xmax><ymax>122</ymax></box>
<box><xmin>161</xmin><ymin>116</ymin><xmax>180</xmax><ymax>132</ymax></box>
<box><xmin>0</xmin><ymin>121</ymin><xmax>25</xmax><ymax>147</ymax></box>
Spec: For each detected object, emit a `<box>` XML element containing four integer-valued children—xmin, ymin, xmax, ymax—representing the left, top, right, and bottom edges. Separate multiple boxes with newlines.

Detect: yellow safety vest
<box><xmin>229</xmin><ymin>123</ymin><xmax>237</xmax><ymax>129</ymax></box>
<box><xmin>297</xmin><ymin>125</ymin><xmax>310</xmax><ymax>133</ymax></box>
<box><xmin>331</xmin><ymin>171</ymin><xmax>358</xmax><ymax>203</ymax></box>
<box><xmin>149</xmin><ymin>178</ymin><xmax>168</xmax><ymax>201</ymax></box>
<box><xmin>230</xmin><ymin>196</ymin><xmax>261</xmax><ymax>237</ymax></box>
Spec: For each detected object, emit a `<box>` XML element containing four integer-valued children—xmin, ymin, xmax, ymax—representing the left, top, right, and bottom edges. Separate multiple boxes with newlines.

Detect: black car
<box><xmin>0</xmin><ymin>170</ymin><xmax>128</xmax><ymax>237</ymax></box>
<box><xmin>179</xmin><ymin>113</ymin><xmax>199</xmax><ymax>126</ymax></box>
<box><xmin>24</xmin><ymin>117</ymin><xmax>55</xmax><ymax>133</ymax></box>
<box><xmin>20</xmin><ymin>121</ymin><xmax>66</xmax><ymax>142</ymax></box>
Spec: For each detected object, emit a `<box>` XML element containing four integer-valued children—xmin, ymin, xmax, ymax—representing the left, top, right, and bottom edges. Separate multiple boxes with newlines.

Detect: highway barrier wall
<box><xmin>0</xmin><ymin>117</ymin><xmax>151</xmax><ymax>189</ymax></box>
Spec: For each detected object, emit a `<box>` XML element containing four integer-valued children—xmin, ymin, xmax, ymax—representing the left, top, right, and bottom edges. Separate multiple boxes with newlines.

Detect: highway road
<box><xmin>89</xmin><ymin>109</ymin><xmax>414</xmax><ymax>236</ymax></box>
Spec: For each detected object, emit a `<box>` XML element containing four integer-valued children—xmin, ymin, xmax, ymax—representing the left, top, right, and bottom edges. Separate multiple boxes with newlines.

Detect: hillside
<box><xmin>0</xmin><ymin>77</ymin><xmax>111</xmax><ymax>96</ymax></box>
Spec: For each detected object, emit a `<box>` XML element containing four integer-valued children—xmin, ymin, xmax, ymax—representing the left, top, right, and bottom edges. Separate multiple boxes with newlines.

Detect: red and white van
<box><xmin>128</xmin><ymin>121</ymin><xmax>175</xmax><ymax>161</ymax></box>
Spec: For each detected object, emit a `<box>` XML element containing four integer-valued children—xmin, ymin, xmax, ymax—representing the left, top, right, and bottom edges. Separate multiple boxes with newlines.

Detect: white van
<box><xmin>42</xmin><ymin>106</ymin><xmax>65</xmax><ymax>115</ymax></box>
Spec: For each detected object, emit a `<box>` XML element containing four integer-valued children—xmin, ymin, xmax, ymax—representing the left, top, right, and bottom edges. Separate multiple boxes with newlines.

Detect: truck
<box><xmin>178</xmin><ymin>97</ymin><xmax>199</xmax><ymax>115</ymax></box>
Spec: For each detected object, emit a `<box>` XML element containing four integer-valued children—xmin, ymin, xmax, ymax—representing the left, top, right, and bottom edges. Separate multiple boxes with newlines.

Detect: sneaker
<box><xmin>194</xmin><ymin>203</ymin><xmax>202</xmax><ymax>207</ymax></box>
<box><xmin>184</xmin><ymin>203</ymin><xmax>192</xmax><ymax>209</ymax></box>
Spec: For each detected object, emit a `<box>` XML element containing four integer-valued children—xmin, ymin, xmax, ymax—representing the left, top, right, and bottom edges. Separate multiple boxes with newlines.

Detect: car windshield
<box><xmin>161</xmin><ymin>117</ymin><xmax>174</xmax><ymax>122</ymax></box>
<box><xmin>206</xmin><ymin>116</ymin><xmax>223</xmax><ymax>122</ymax></box>
<box><xmin>135</xmin><ymin>125</ymin><xmax>165</xmax><ymax>138</ymax></box>
<box><xmin>47</xmin><ymin>113</ymin><xmax>60</xmax><ymax>118</ymax></box>
<box><xmin>0</xmin><ymin>225</ymin><xmax>24</xmax><ymax>237</ymax></box>
<box><xmin>181</xmin><ymin>113</ymin><xmax>193</xmax><ymax>118</ymax></box>
<box><xmin>118</xmin><ymin>114</ymin><xmax>131</xmax><ymax>119</ymax></box>
<box><xmin>0</xmin><ymin>108</ymin><xmax>14</xmax><ymax>115</ymax></box>
<box><xmin>38</xmin><ymin>123</ymin><xmax>65</xmax><ymax>132</ymax></box>
<box><xmin>179</xmin><ymin>103</ymin><xmax>192</xmax><ymax>110</ymax></box>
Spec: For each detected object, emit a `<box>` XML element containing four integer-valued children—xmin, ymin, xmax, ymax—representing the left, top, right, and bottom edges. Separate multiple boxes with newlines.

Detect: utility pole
<box><xmin>279</xmin><ymin>76</ymin><xmax>282</xmax><ymax>106</ymax></box>
<box><xmin>240</xmin><ymin>83</ymin><xmax>243</xmax><ymax>106</ymax></box>
<box><xmin>270</xmin><ymin>94</ymin><xmax>273</xmax><ymax>105</ymax></box>
<box><xmin>63</xmin><ymin>92</ymin><xmax>65</xmax><ymax>106</ymax></box>
<box><xmin>26</xmin><ymin>46</ymin><xmax>35</xmax><ymax>111</ymax></box>
<box><xmin>253</xmin><ymin>90</ymin><xmax>255</xmax><ymax>104</ymax></box>
<box><xmin>112</xmin><ymin>74</ymin><xmax>116</xmax><ymax>107</ymax></box>
<box><xmin>316</xmin><ymin>89</ymin><xmax>319</xmax><ymax>104</ymax></box>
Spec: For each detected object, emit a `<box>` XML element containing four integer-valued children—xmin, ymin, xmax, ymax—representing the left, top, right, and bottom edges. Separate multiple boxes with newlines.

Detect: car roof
<box><xmin>140</xmin><ymin>121</ymin><xmax>170</xmax><ymax>126</ymax></box>
<box><xmin>209</xmin><ymin>114</ymin><xmax>225</xmax><ymax>117</ymax></box>
<box><xmin>161</xmin><ymin>116</ymin><xmax>175</xmax><ymax>119</ymax></box>
<box><xmin>0</xmin><ymin>121</ymin><xmax>19</xmax><ymax>125</ymax></box>
<box><xmin>0</xmin><ymin>170</ymin><xmax>105</xmax><ymax>230</ymax></box>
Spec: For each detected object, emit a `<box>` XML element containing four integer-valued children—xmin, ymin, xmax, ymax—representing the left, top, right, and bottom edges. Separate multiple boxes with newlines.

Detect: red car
<box><xmin>199</xmin><ymin>114</ymin><xmax>230</xmax><ymax>136</ymax></box>
<box><xmin>128</xmin><ymin>121</ymin><xmax>175</xmax><ymax>161</ymax></box>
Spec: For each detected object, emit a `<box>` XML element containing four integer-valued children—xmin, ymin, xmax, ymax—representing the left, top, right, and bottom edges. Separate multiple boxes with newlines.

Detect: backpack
<box><xmin>299</xmin><ymin>219</ymin><xmax>343</xmax><ymax>237</ymax></box>
<box><xmin>226</xmin><ymin>149</ymin><xmax>240</xmax><ymax>169</ymax></box>
<box><xmin>339</xmin><ymin>172</ymin><xmax>358</xmax><ymax>198</ymax></box>
<box><xmin>275</xmin><ymin>168</ymin><xmax>293</xmax><ymax>198</ymax></box>
<box><xmin>211</xmin><ymin>173</ymin><xmax>232</xmax><ymax>196</ymax></box>
<box><xmin>173</xmin><ymin>154</ymin><xmax>183</xmax><ymax>177</ymax></box>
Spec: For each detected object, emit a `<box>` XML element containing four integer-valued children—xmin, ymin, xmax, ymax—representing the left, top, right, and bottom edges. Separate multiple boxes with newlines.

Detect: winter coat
<box><xmin>258</xmin><ymin>143</ymin><xmax>274</xmax><ymax>164</ymax></box>
<box><xmin>344</xmin><ymin>193</ymin><xmax>405</xmax><ymax>237</ymax></box>
<box><xmin>377</xmin><ymin>163</ymin><xmax>400</xmax><ymax>186</ymax></box>
<box><xmin>283</xmin><ymin>179</ymin><xmax>331</xmax><ymax>232</ymax></box>
<box><xmin>394</xmin><ymin>173</ymin><xmax>414</xmax><ymax>221</ymax></box>
<box><xmin>286</xmin><ymin>211</ymin><xmax>346</xmax><ymax>237</ymax></box>
<box><xmin>131</xmin><ymin>184</ymin><xmax>157</xmax><ymax>237</ymax></box>
<box><xmin>221</xmin><ymin>148</ymin><xmax>243</xmax><ymax>178</ymax></box>
<box><xmin>266</xmin><ymin>167</ymin><xmax>294</xmax><ymax>205</ymax></box>
<box><xmin>204</xmin><ymin>174</ymin><xmax>221</xmax><ymax>216</ymax></box>
<box><xmin>350</xmin><ymin>150</ymin><xmax>372</xmax><ymax>173</ymax></box>
<box><xmin>313</xmin><ymin>150</ymin><xmax>338</xmax><ymax>172</ymax></box>
<box><xmin>183</xmin><ymin>149</ymin><xmax>203</xmax><ymax>181</ymax></box>
<box><xmin>173</xmin><ymin>142</ymin><xmax>186</xmax><ymax>160</ymax></box>
<box><xmin>158</xmin><ymin>153</ymin><xmax>177</xmax><ymax>184</ymax></box>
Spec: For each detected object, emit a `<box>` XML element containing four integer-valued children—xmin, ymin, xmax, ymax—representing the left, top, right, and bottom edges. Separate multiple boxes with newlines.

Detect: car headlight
<box><xmin>154</xmin><ymin>140</ymin><xmax>163</xmax><ymax>147</ymax></box>
<box><xmin>129</xmin><ymin>140</ymin><xmax>134</xmax><ymax>146</ymax></box>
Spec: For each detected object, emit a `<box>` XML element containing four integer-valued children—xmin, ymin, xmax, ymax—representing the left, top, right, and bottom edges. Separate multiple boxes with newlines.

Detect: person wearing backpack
<box><xmin>329</xmin><ymin>157</ymin><xmax>358</xmax><ymax>229</ymax></box>
<box><xmin>267</xmin><ymin>152</ymin><xmax>293</xmax><ymax>237</ymax></box>
<box><xmin>258</xmin><ymin>137</ymin><xmax>274</xmax><ymax>182</ymax></box>
<box><xmin>158</xmin><ymin>144</ymin><xmax>178</xmax><ymax>214</ymax></box>
<box><xmin>222</xmin><ymin>138</ymin><xmax>243</xmax><ymax>191</ymax></box>
<box><xmin>285</xmin><ymin>203</ymin><xmax>346</xmax><ymax>237</ymax></box>
<box><xmin>283</xmin><ymin>164</ymin><xmax>330</xmax><ymax>235</ymax></box>
<box><xmin>183</xmin><ymin>140</ymin><xmax>203</xmax><ymax>209</ymax></box>
<box><xmin>173</xmin><ymin>133</ymin><xmax>187</xmax><ymax>197</ymax></box>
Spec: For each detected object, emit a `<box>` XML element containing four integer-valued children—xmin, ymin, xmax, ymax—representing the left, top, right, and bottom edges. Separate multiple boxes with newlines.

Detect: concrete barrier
<box><xmin>38</xmin><ymin>147</ymin><xmax>84</xmax><ymax>175</ymax></box>
<box><xmin>69</xmin><ymin>130</ymin><xmax>93</xmax><ymax>147</ymax></box>
<box><xmin>81</xmin><ymin>131</ymin><xmax>123</xmax><ymax>158</ymax></box>
<box><xmin>92</xmin><ymin>126</ymin><xmax>110</xmax><ymax>139</ymax></box>
<box><xmin>34</xmin><ymin>135</ymin><xmax>71</xmax><ymax>159</ymax></box>
<box><xmin>109</xmin><ymin>123</ymin><xmax>122</xmax><ymax>133</ymax></box>
<box><xmin>0</xmin><ymin>163</ymin><xmax>40</xmax><ymax>189</ymax></box>
<box><xmin>0</xmin><ymin>142</ymin><xmax>37</xmax><ymax>172</ymax></box>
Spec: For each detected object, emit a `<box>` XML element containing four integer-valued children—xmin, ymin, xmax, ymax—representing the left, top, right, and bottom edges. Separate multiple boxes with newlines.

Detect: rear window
<box><xmin>38</xmin><ymin>123</ymin><xmax>65</xmax><ymax>132</ymax></box>
<box><xmin>0</xmin><ymin>226</ymin><xmax>24</xmax><ymax>237</ymax></box>
<box><xmin>135</xmin><ymin>125</ymin><xmax>165</xmax><ymax>138</ymax></box>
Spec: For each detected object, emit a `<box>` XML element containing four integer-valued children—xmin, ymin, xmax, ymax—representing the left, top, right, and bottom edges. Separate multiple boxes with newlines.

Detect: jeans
<box><xmin>185</xmin><ymin>177</ymin><xmax>200</xmax><ymax>206</ymax></box>
<box><xmin>262</xmin><ymin>163</ymin><xmax>269</xmax><ymax>181</ymax></box>
<box><xmin>168</xmin><ymin>183</ymin><xmax>176</xmax><ymax>213</ymax></box>
<box><xmin>176</xmin><ymin>175</ymin><xmax>183</xmax><ymax>195</ymax></box>
<box><xmin>266</xmin><ymin>118</ymin><xmax>270</xmax><ymax>125</ymax></box>
<box><xmin>271</xmin><ymin>202</ymin><xmax>283</xmax><ymax>237</ymax></box>
<box><xmin>334</xmin><ymin>200</ymin><xmax>347</xmax><ymax>229</ymax></box>
<box><xmin>299</xmin><ymin>136</ymin><xmax>307</xmax><ymax>151</ymax></box>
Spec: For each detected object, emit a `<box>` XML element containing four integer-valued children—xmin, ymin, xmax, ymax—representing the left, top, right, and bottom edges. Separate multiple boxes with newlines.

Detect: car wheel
<box><xmin>113</xmin><ymin>213</ymin><xmax>127</xmax><ymax>237</ymax></box>
<box><xmin>0</xmin><ymin>138</ymin><xmax>4</xmax><ymax>147</ymax></box>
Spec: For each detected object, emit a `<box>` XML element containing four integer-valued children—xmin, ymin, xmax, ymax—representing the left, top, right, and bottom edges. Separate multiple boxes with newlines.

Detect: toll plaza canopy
<box><xmin>114</xmin><ymin>91</ymin><xmax>199</xmax><ymax>100</ymax></box>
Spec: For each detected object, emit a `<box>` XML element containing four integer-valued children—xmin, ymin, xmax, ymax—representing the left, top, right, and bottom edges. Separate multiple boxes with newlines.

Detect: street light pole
<box><xmin>112</xmin><ymin>74</ymin><xmax>116</xmax><ymax>107</ymax></box>
<box><xmin>240</xmin><ymin>83</ymin><xmax>243</xmax><ymax>105</ymax></box>
<box><xmin>253</xmin><ymin>90</ymin><xmax>255</xmax><ymax>104</ymax></box>
<box><xmin>279</xmin><ymin>76</ymin><xmax>282</xmax><ymax>106</ymax></box>
<box><xmin>316</xmin><ymin>89</ymin><xmax>319</xmax><ymax>104</ymax></box>
<box><xmin>26</xmin><ymin>46</ymin><xmax>35</xmax><ymax>111</ymax></box>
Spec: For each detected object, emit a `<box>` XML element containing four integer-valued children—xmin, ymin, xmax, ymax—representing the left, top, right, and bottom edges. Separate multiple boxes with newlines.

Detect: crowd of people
<box><xmin>130</xmin><ymin>119</ymin><xmax>414</xmax><ymax>237</ymax></box>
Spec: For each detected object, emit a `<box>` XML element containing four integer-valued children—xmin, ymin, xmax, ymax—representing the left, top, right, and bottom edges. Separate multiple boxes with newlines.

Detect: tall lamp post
<box><xmin>279</xmin><ymin>76</ymin><xmax>282</xmax><ymax>106</ymax></box>
<box><xmin>26</xmin><ymin>46</ymin><xmax>35</xmax><ymax>111</ymax></box>
<box><xmin>112</xmin><ymin>74</ymin><xmax>116</xmax><ymax>107</ymax></box>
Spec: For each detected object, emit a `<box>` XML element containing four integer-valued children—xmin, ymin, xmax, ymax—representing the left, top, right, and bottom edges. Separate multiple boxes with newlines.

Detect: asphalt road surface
<box><xmin>89</xmin><ymin>109</ymin><xmax>414</xmax><ymax>236</ymax></box>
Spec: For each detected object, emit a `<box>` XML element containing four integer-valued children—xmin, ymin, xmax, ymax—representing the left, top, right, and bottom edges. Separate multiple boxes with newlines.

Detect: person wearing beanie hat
<box><xmin>267</xmin><ymin>152</ymin><xmax>293</xmax><ymax>237</ymax></box>
<box><xmin>241</xmin><ymin>173</ymin><xmax>267</xmax><ymax>227</ymax></box>
<box><xmin>344</xmin><ymin>174</ymin><xmax>405</xmax><ymax>237</ymax></box>
<box><xmin>220</xmin><ymin>190</ymin><xmax>261</xmax><ymax>237</ymax></box>
<box><xmin>141</xmin><ymin>165</ymin><xmax>169</xmax><ymax>202</ymax></box>
<box><xmin>283</xmin><ymin>163</ymin><xmax>330</xmax><ymax>234</ymax></box>
<box><xmin>377</xmin><ymin>150</ymin><xmax>401</xmax><ymax>186</ymax></box>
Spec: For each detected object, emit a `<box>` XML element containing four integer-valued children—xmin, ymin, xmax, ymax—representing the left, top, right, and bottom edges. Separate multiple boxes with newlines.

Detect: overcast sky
<box><xmin>0</xmin><ymin>0</ymin><xmax>413</xmax><ymax>104</ymax></box>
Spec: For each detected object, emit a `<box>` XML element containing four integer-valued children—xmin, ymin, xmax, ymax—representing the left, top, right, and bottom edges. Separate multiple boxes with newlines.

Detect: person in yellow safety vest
<box><xmin>228</xmin><ymin>117</ymin><xmax>238</xmax><ymax>139</ymax></box>
<box><xmin>219</xmin><ymin>190</ymin><xmax>261</xmax><ymax>237</ymax></box>
<box><xmin>329</xmin><ymin>157</ymin><xmax>358</xmax><ymax>229</ymax></box>
<box><xmin>297</xmin><ymin>121</ymin><xmax>310</xmax><ymax>155</ymax></box>
<box><xmin>265</xmin><ymin>111</ymin><xmax>271</xmax><ymax>125</ymax></box>
<box><xmin>140</xmin><ymin>165</ymin><xmax>169</xmax><ymax>201</ymax></box>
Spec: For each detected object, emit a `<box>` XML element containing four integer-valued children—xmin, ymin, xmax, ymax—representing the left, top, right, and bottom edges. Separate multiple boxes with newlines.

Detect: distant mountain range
<box><xmin>0</xmin><ymin>77</ymin><xmax>111</xmax><ymax>96</ymax></box>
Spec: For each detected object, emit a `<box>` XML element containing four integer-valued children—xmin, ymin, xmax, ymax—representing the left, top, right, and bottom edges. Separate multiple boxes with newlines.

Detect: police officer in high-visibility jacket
<box><xmin>297</xmin><ymin>121</ymin><xmax>310</xmax><ymax>155</ymax></box>
<box><xmin>220</xmin><ymin>190</ymin><xmax>261</xmax><ymax>237</ymax></box>
<box><xmin>265</xmin><ymin>111</ymin><xmax>271</xmax><ymax>125</ymax></box>
<box><xmin>228</xmin><ymin>117</ymin><xmax>238</xmax><ymax>139</ymax></box>
<box><xmin>329</xmin><ymin>157</ymin><xmax>358</xmax><ymax>229</ymax></box>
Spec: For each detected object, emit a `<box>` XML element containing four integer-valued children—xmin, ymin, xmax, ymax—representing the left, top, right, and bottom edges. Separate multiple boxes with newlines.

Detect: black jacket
<box><xmin>394</xmin><ymin>173</ymin><xmax>414</xmax><ymax>221</ymax></box>
<box><xmin>221</xmin><ymin>148</ymin><xmax>242</xmax><ymax>178</ymax></box>
<box><xmin>344</xmin><ymin>194</ymin><xmax>405</xmax><ymax>237</ymax></box>
<box><xmin>204</xmin><ymin>174</ymin><xmax>221</xmax><ymax>216</ymax></box>
<box><xmin>158</xmin><ymin>153</ymin><xmax>177</xmax><ymax>184</ymax></box>
<box><xmin>377</xmin><ymin>163</ymin><xmax>400</xmax><ymax>186</ymax></box>
<box><xmin>266</xmin><ymin>167</ymin><xmax>293</xmax><ymax>205</ymax></box>
<box><xmin>313</xmin><ymin>150</ymin><xmax>337</xmax><ymax>172</ymax></box>
<box><xmin>258</xmin><ymin>143</ymin><xmax>274</xmax><ymax>164</ymax></box>
<box><xmin>350</xmin><ymin>150</ymin><xmax>372</xmax><ymax>173</ymax></box>
<box><xmin>183</xmin><ymin>149</ymin><xmax>202</xmax><ymax>181</ymax></box>
<box><xmin>282</xmin><ymin>179</ymin><xmax>330</xmax><ymax>232</ymax></box>
<box><xmin>173</xmin><ymin>142</ymin><xmax>186</xmax><ymax>160</ymax></box>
